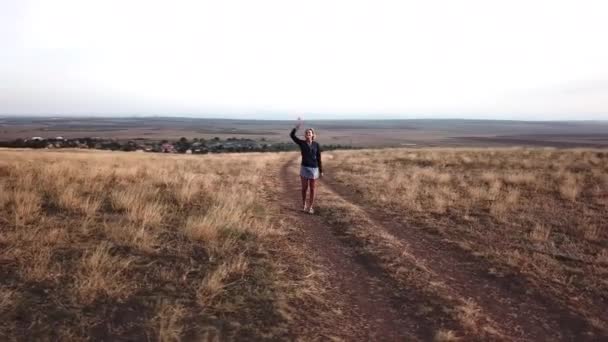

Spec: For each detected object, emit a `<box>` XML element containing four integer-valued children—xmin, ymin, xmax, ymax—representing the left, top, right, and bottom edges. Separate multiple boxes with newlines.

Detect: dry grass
<box><xmin>327</xmin><ymin>147</ymin><xmax>608</xmax><ymax>321</ymax></box>
<box><xmin>75</xmin><ymin>243</ymin><xmax>134</xmax><ymax>304</ymax></box>
<box><xmin>58</xmin><ymin>185</ymin><xmax>102</xmax><ymax>217</ymax></box>
<box><xmin>184</xmin><ymin>215</ymin><xmax>220</xmax><ymax>243</ymax></box>
<box><xmin>3</xmin><ymin>146</ymin><xmax>605</xmax><ymax>339</ymax></box>
<box><xmin>11</xmin><ymin>189</ymin><xmax>42</xmax><ymax>226</ymax></box>
<box><xmin>197</xmin><ymin>253</ymin><xmax>248</xmax><ymax>306</ymax></box>
<box><xmin>104</xmin><ymin>222</ymin><xmax>158</xmax><ymax>252</ymax></box>
<box><xmin>434</xmin><ymin>329</ymin><xmax>461</xmax><ymax>341</ymax></box>
<box><xmin>0</xmin><ymin>149</ymin><xmax>290</xmax><ymax>340</ymax></box>
<box><xmin>530</xmin><ymin>224</ymin><xmax>551</xmax><ymax>242</ymax></box>
<box><xmin>583</xmin><ymin>223</ymin><xmax>601</xmax><ymax>241</ymax></box>
<box><xmin>455</xmin><ymin>299</ymin><xmax>483</xmax><ymax>331</ymax></box>
<box><xmin>558</xmin><ymin>172</ymin><xmax>581</xmax><ymax>201</ymax></box>
<box><xmin>153</xmin><ymin>301</ymin><xmax>187</xmax><ymax>342</ymax></box>
<box><xmin>111</xmin><ymin>188</ymin><xmax>165</xmax><ymax>226</ymax></box>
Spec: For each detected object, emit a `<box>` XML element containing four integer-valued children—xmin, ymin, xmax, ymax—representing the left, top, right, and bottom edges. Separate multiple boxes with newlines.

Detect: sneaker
<box><xmin>308</xmin><ymin>207</ymin><xmax>314</xmax><ymax>214</ymax></box>
<box><xmin>302</xmin><ymin>203</ymin><xmax>308</xmax><ymax>212</ymax></box>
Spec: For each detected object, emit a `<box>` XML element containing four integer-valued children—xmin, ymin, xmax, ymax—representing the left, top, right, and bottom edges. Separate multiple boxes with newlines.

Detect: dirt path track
<box><xmin>279</xmin><ymin>159</ymin><xmax>429</xmax><ymax>340</ymax></box>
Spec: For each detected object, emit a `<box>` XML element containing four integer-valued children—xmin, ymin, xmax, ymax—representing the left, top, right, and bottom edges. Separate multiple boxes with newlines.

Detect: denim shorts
<box><xmin>300</xmin><ymin>166</ymin><xmax>320</xmax><ymax>180</ymax></box>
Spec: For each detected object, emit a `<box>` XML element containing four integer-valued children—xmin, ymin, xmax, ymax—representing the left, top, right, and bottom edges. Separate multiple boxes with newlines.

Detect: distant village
<box><xmin>0</xmin><ymin>136</ymin><xmax>352</xmax><ymax>154</ymax></box>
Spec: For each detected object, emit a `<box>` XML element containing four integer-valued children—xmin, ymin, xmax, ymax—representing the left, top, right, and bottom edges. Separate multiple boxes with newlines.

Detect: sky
<box><xmin>1</xmin><ymin>0</ymin><xmax>607</xmax><ymax>120</ymax></box>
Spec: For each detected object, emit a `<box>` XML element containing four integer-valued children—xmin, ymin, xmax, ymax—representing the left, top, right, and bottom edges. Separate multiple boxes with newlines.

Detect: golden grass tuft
<box><xmin>0</xmin><ymin>182</ymin><xmax>8</xmax><ymax>210</ymax></box>
<box><xmin>431</xmin><ymin>195</ymin><xmax>449</xmax><ymax>214</ymax></box>
<box><xmin>456</xmin><ymin>299</ymin><xmax>482</xmax><ymax>331</ymax></box>
<box><xmin>57</xmin><ymin>186</ymin><xmax>81</xmax><ymax>211</ymax></box>
<box><xmin>489</xmin><ymin>201</ymin><xmax>509</xmax><ymax>221</ymax></box>
<box><xmin>558</xmin><ymin>172</ymin><xmax>580</xmax><ymax>201</ymax></box>
<box><xmin>11</xmin><ymin>189</ymin><xmax>42</xmax><ymax>226</ymax></box>
<box><xmin>197</xmin><ymin>253</ymin><xmax>248</xmax><ymax>306</ymax></box>
<box><xmin>111</xmin><ymin>188</ymin><xmax>165</xmax><ymax>226</ymax></box>
<box><xmin>434</xmin><ymin>330</ymin><xmax>462</xmax><ymax>341</ymax></box>
<box><xmin>504</xmin><ymin>189</ymin><xmax>520</xmax><ymax>206</ymax></box>
<box><xmin>530</xmin><ymin>224</ymin><xmax>551</xmax><ymax>242</ymax></box>
<box><xmin>182</xmin><ymin>187</ymin><xmax>259</xmax><ymax>246</ymax></box>
<box><xmin>58</xmin><ymin>185</ymin><xmax>102</xmax><ymax>217</ymax></box>
<box><xmin>153</xmin><ymin>301</ymin><xmax>187</xmax><ymax>342</ymax></box>
<box><xmin>582</xmin><ymin>223</ymin><xmax>600</xmax><ymax>241</ymax></box>
<box><xmin>75</xmin><ymin>243</ymin><xmax>133</xmax><ymax>304</ymax></box>
<box><xmin>184</xmin><ymin>215</ymin><xmax>220</xmax><ymax>243</ymax></box>
<box><xmin>105</xmin><ymin>223</ymin><xmax>158</xmax><ymax>252</ymax></box>
<box><xmin>19</xmin><ymin>247</ymin><xmax>55</xmax><ymax>282</ymax></box>
<box><xmin>174</xmin><ymin>172</ymin><xmax>201</xmax><ymax>207</ymax></box>
<box><xmin>504</xmin><ymin>172</ymin><xmax>536</xmax><ymax>186</ymax></box>
<box><xmin>487</xmin><ymin>180</ymin><xmax>503</xmax><ymax>202</ymax></box>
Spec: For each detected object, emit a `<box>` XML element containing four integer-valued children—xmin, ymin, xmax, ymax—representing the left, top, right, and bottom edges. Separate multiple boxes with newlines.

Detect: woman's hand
<box><xmin>295</xmin><ymin>116</ymin><xmax>303</xmax><ymax>130</ymax></box>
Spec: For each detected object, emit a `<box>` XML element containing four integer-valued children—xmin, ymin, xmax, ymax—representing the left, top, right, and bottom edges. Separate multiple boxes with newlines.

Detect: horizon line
<box><xmin>0</xmin><ymin>114</ymin><xmax>607</xmax><ymax>123</ymax></box>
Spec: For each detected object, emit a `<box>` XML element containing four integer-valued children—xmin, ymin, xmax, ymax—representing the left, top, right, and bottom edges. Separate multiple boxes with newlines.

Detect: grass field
<box><xmin>1</xmin><ymin>147</ymin><xmax>606</xmax><ymax>340</ymax></box>
<box><xmin>0</xmin><ymin>149</ymin><xmax>308</xmax><ymax>340</ymax></box>
<box><xmin>325</xmin><ymin>148</ymin><xmax>608</xmax><ymax>324</ymax></box>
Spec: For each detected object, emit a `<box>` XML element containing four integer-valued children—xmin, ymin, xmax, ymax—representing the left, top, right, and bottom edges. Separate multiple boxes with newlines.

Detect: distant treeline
<box><xmin>0</xmin><ymin>136</ymin><xmax>354</xmax><ymax>154</ymax></box>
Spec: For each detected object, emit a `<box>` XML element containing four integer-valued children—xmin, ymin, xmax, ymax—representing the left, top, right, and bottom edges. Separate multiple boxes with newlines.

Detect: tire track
<box><xmin>322</xmin><ymin>172</ymin><xmax>608</xmax><ymax>341</ymax></box>
<box><xmin>278</xmin><ymin>158</ymin><xmax>460</xmax><ymax>341</ymax></box>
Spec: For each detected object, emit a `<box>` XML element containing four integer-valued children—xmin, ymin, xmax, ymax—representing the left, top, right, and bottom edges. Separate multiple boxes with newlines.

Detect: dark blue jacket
<box><xmin>290</xmin><ymin>128</ymin><xmax>323</xmax><ymax>173</ymax></box>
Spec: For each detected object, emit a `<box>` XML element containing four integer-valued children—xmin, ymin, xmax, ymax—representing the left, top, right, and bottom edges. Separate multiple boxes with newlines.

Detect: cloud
<box><xmin>553</xmin><ymin>80</ymin><xmax>608</xmax><ymax>96</ymax></box>
<box><xmin>1</xmin><ymin>0</ymin><xmax>608</xmax><ymax>119</ymax></box>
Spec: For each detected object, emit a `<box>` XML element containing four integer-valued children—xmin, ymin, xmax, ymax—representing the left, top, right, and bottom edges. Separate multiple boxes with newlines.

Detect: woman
<box><xmin>290</xmin><ymin>121</ymin><xmax>323</xmax><ymax>214</ymax></box>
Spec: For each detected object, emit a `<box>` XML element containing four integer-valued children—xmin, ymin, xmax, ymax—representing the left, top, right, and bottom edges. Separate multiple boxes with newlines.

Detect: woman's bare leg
<box><xmin>308</xmin><ymin>179</ymin><xmax>316</xmax><ymax>209</ymax></box>
<box><xmin>300</xmin><ymin>176</ymin><xmax>309</xmax><ymax>208</ymax></box>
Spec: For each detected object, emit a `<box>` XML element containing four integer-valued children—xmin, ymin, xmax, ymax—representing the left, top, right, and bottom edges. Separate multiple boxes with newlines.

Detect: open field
<box><xmin>1</xmin><ymin>116</ymin><xmax>608</xmax><ymax>147</ymax></box>
<box><xmin>320</xmin><ymin>147</ymin><xmax>608</xmax><ymax>339</ymax></box>
<box><xmin>0</xmin><ymin>149</ymin><xmax>327</xmax><ymax>340</ymax></box>
<box><xmin>1</xmin><ymin>147</ymin><xmax>607</xmax><ymax>340</ymax></box>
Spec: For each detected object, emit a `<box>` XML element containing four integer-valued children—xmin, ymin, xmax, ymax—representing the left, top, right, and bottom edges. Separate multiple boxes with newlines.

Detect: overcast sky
<box><xmin>1</xmin><ymin>0</ymin><xmax>607</xmax><ymax>120</ymax></box>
